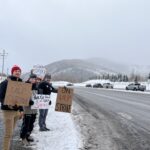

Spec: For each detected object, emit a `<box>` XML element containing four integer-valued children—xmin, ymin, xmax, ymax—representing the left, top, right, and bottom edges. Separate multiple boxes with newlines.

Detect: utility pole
<box><xmin>7</xmin><ymin>68</ymin><xmax>9</xmax><ymax>76</ymax></box>
<box><xmin>0</xmin><ymin>50</ymin><xmax>8</xmax><ymax>77</ymax></box>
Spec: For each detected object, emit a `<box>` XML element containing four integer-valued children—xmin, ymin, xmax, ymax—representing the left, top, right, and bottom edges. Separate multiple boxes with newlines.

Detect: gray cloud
<box><xmin>0</xmin><ymin>0</ymin><xmax>150</xmax><ymax>73</ymax></box>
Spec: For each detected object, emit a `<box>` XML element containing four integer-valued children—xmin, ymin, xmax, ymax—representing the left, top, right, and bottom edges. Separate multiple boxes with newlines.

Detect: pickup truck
<box><xmin>125</xmin><ymin>83</ymin><xmax>146</xmax><ymax>91</ymax></box>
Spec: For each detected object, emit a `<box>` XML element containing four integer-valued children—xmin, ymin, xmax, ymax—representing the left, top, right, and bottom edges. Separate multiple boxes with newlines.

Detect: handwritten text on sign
<box><xmin>55</xmin><ymin>87</ymin><xmax>73</xmax><ymax>113</ymax></box>
<box><xmin>4</xmin><ymin>80</ymin><xmax>32</xmax><ymax>106</ymax></box>
<box><xmin>32</xmin><ymin>65</ymin><xmax>46</xmax><ymax>79</ymax></box>
<box><xmin>31</xmin><ymin>94</ymin><xmax>51</xmax><ymax>109</ymax></box>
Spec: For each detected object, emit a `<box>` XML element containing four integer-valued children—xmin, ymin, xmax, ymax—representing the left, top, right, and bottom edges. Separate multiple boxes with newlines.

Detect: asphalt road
<box><xmin>73</xmin><ymin>87</ymin><xmax>150</xmax><ymax>150</ymax></box>
<box><xmin>0</xmin><ymin>87</ymin><xmax>150</xmax><ymax>150</ymax></box>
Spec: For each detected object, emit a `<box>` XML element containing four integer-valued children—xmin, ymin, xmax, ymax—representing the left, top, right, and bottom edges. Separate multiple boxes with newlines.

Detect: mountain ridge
<box><xmin>22</xmin><ymin>58</ymin><xmax>150</xmax><ymax>82</ymax></box>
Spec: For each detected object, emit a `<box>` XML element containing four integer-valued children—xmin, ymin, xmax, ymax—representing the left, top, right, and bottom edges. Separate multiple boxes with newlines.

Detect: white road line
<box><xmin>76</xmin><ymin>89</ymin><xmax>150</xmax><ymax>109</ymax></box>
<box><xmin>118</xmin><ymin>112</ymin><xmax>132</xmax><ymax>120</ymax></box>
<box><xmin>75</xmin><ymin>87</ymin><xmax>150</xmax><ymax>95</ymax></box>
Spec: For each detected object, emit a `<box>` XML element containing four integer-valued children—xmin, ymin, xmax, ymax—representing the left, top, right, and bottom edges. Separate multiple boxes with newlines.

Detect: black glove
<box><xmin>13</xmin><ymin>104</ymin><xmax>18</xmax><ymax>109</ymax></box>
<box><xmin>63</xmin><ymin>86</ymin><xmax>67</xmax><ymax>89</ymax></box>
<box><xmin>29</xmin><ymin>100</ymin><xmax>34</xmax><ymax>105</ymax></box>
<box><xmin>49</xmin><ymin>100</ymin><xmax>52</xmax><ymax>105</ymax></box>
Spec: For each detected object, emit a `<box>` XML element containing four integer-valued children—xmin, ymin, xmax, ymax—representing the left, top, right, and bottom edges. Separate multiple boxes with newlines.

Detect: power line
<box><xmin>0</xmin><ymin>49</ymin><xmax>8</xmax><ymax>76</ymax></box>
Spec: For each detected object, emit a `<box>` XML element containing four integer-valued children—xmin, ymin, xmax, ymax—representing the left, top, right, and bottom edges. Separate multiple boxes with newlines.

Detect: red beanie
<box><xmin>11</xmin><ymin>65</ymin><xmax>21</xmax><ymax>74</ymax></box>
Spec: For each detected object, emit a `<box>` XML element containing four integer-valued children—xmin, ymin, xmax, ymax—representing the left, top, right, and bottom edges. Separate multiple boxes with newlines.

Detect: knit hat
<box><xmin>29</xmin><ymin>74</ymin><xmax>37</xmax><ymax>79</ymax></box>
<box><xmin>44</xmin><ymin>73</ymin><xmax>51</xmax><ymax>80</ymax></box>
<box><xmin>11</xmin><ymin>65</ymin><xmax>21</xmax><ymax>74</ymax></box>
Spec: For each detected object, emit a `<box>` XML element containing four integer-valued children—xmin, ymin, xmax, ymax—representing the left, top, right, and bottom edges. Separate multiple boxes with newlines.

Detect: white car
<box><xmin>126</xmin><ymin>83</ymin><xmax>146</xmax><ymax>91</ymax></box>
<box><xmin>103</xmin><ymin>83</ymin><xmax>113</xmax><ymax>89</ymax></box>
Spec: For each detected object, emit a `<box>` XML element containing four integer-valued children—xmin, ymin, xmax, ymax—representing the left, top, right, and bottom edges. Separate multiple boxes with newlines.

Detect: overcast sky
<box><xmin>0</xmin><ymin>0</ymin><xmax>150</xmax><ymax>73</ymax></box>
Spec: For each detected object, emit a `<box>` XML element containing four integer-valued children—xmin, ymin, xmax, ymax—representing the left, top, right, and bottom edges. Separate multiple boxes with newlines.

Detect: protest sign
<box><xmin>32</xmin><ymin>65</ymin><xmax>46</xmax><ymax>79</ymax></box>
<box><xmin>31</xmin><ymin>94</ymin><xmax>51</xmax><ymax>109</ymax></box>
<box><xmin>4</xmin><ymin>80</ymin><xmax>32</xmax><ymax>106</ymax></box>
<box><xmin>55</xmin><ymin>87</ymin><xmax>73</xmax><ymax>113</ymax></box>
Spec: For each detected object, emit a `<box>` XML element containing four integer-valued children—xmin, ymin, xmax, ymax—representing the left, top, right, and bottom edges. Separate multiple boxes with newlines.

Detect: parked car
<box><xmin>67</xmin><ymin>83</ymin><xmax>74</xmax><ymax>86</ymax></box>
<box><xmin>85</xmin><ymin>84</ymin><xmax>92</xmax><ymax>87</ymax></box>
<box><xmin>103</xmin><ymin>83</ymin><xmax>113</xmax><ymax>89</ymax></box>
<box><xmin>93</xmin><ymin>83</ymin><xmax>103</xmax><ymax>88</ymax></box>
<box><xmin>125</xmin><ymin>83</ymin><xmax>146</xmax><ymax>91</ymax></box>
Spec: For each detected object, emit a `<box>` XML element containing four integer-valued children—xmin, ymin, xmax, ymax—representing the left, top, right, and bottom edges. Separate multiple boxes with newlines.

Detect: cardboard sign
<box><xmin>55</xmin><ymin>87</ymin><xmax>74</xmax><ymax>113</ymax></box>
<box><xmin>31</xmin><ymin>94</ymin><xmax>51</xmax><ymax>109</ymax></box>
<box><xmin>32</xmin><ymin>65</ymin><xmax>46</xmax><ymax>79</ymax></box>
<box><xmin>4</xmin><ymin>80</ymin><xmax>32</xmax><ymax>106</ymax></box>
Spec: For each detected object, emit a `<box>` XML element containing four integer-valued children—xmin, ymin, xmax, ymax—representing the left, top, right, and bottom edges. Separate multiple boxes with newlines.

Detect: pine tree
<box><xmin>148</xmin><ymin>73</ymin><xmax>150</xmax><ymax>79</ymax></box>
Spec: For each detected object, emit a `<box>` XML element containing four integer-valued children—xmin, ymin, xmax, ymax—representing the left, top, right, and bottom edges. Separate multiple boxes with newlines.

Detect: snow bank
<box><xmin>32</xmin><ymin>93</ymin><xmax>81</xmax><ymax>150</ymax></box>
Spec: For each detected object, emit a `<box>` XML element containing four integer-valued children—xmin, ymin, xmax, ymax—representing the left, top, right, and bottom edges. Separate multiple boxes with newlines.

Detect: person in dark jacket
<box><xmin>38</xmin><ymin>73</ymin><xmax>57</xmax><ymax>131</ymax></box>
<box><xmin>20</xmin><ymin>74</ymin><xmax>38</xmax><ymax>145</ymax></box>
<box><xmin>0</xmin><ymin>65</ymin><xmax>24</xmax><ymax>150</ymax></box>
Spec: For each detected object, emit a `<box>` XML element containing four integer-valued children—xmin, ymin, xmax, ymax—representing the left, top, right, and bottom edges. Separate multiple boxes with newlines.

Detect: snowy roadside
<box><xmin>30</xmin><ymin>93</ymin><xmax>82</xmax><ymax>150</ymax></box>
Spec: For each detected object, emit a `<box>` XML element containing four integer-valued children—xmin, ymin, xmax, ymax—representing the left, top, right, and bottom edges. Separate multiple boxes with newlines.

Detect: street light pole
<box><xmin>0</xmin><ymin>49</ymin><xmax>8</xmax><ymax>78</ymax></box>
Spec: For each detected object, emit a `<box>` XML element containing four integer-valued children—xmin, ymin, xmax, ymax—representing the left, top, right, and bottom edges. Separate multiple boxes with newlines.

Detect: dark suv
<box><xmin>93</xmin><ymin>83</ymin><xmax>103</xmax><ymax>88</ymax></box>
<box><xmin>85</xmin><ymin>84</ymin><xmax>92</xmax><ymax>87</ymax></box>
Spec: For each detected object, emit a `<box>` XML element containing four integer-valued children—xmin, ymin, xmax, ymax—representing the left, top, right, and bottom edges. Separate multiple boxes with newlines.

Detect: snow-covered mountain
<box><xmin>86</xmin><ymin>57</ymin><xmax>130</xmax><ymax>74</ymax></box>
<box><xmin>45</xmin><ymin>59</ymin><xmax>118</xmax><ymax>82</ymax></box>
<box><xmin>128</xmin><ymin>65</ymin><xmax>150</xmax><ymax>76</ymax></box>
<box><xmin>22</xmin><ymin>58</ymin><xmax>150</xmax><ymax>82</ymax></box>
<box><xmin>86</xmin><ymin>58</ymin><xmax>150</xmax><ymax>76</ymax></box>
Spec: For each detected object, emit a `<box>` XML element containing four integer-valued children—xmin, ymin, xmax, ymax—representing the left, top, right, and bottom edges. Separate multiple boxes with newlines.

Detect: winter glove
<box><xmin>63</xmin><ymin>86</ymin><xmax>67</xmax><ymax>89</ymax></box>
<box><xmin>13</xmin><ymin>104</ymin><xmax>18</xmax><ymax>109</ymax></box>
<box><xmin>49</xmin><ymin>100</ymin><xmax>52</xmax><ymax>105</ymax></box>
<box><xmin>29</xmin><ymin>100</ymin><xmax>34</xmax><ymax>105</ymax></box>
